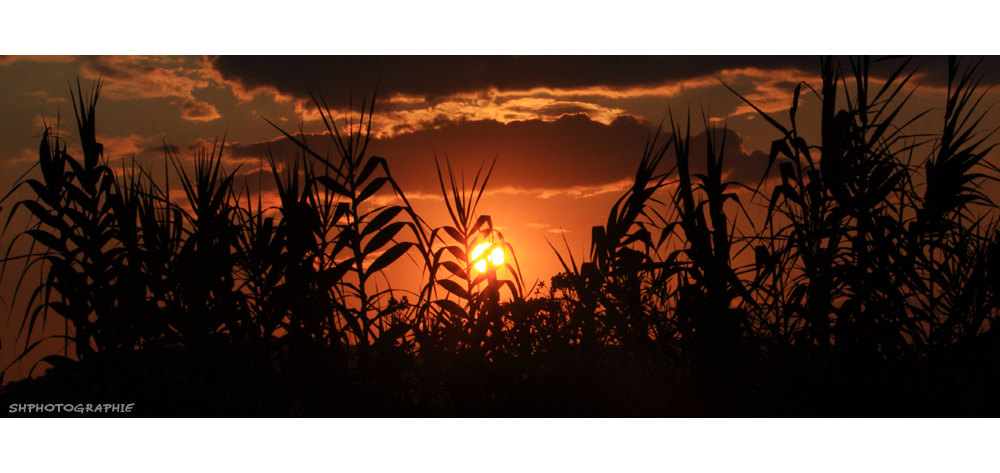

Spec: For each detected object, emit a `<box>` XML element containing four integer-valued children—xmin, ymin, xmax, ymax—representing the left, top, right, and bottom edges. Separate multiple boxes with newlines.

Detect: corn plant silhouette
<box><xmin>714</xmin><ymin>56</ymin><xmax>1000</xmax><ymax>414</ymax></box>
<box><xmin>261</xmin><ymin>93</ymin><xmax>431</xmax><ymax>351</ymax></box>
<box><xmin>1</xmin><ymin>80</ymin><xmax>121</xmax><ymax>366</ymax></box>
<box><xmin>417</xmin><ymin>155</ymin><xmax>525</xmax><ymax>360</ymax></box>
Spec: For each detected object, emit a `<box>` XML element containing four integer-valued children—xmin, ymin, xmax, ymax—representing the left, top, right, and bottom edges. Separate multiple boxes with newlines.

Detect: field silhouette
<box><xmin>2</xmin><ymin>56</ymin><xmax>1000</xmax><ymax>416</ymax></box>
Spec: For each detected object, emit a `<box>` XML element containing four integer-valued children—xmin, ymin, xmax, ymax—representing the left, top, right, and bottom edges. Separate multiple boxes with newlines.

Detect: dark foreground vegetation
<box><xmin>3</xmin><ymin>57</ymin><xmax>1000</xmax><ymax>416</ymax></box>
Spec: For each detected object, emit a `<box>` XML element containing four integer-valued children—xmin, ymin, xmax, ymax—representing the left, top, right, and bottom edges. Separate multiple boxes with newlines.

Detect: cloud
<box><xmin>207</xmin><ymin>56</ymin><xmax>1000</xmax><ymax>145</ymax></box>
<box><xmin>210</xmin><ymin>56</ymin><xmax>1000</xmax><ymax>102</ymax></box>
<box><xmin>199</xmin><ymin>56</ymin><xmax>296</xmax><ymax>104</ymax></box>
<box><xmin>98</xmin><ymin>134</ymin><xmax>147</xmax><ymax>159</ymax></box>
<box><xmin>224</xmin><ymin>111</ymin><xmax>792</xmax><ymax>214</ymax></box>
<box><xmin>535</xmin><ymin>179</ymin><xmax>634</xmax><ymax>199</ymax></box>
<box><xmin>228</xmin><ymin>112</ymin><xmax>659</xmax><ymax>193</ymax></box>
<box><xmin>33</xmin><ymin>115</ymin><xmax>57</xmax><ymax>129</ymax></box>
<box><xmin>185</xmin><ymin>138</ymin><xmax>217</xmax><ymax>154</ymax></box>
<box><xmin>26</xmin><ymin>91</ymin><xmax>66</xmax><ymax>103</ymax></box>
<box><xmin>357</xmin><ymin>191</ymin><xmax>445</xmax><ymax>209</ymax></box>
<box><xmin>76</xmin><ymin>56</ymin><xmax>221</xmax><ymax>122</ymax></box>
<box><xmin>209</xmin><ymin>57</ymin><xmax>823</xmax><ymax>138</ymax></box>
<box><xmin>180</xmin><ymin>99</ymin><xmax>221</xmax><ymax>122</ymax></box>
<box><xmin>717</xmin><ymin>68</ymin><xmax>820</xmax><ymax>117</ymax></box>
<box><xmin>465</xmin><ymin>179</ymin><xmax>636</xmax><ymax>200</ymax></box>
<box><xmin>287</xmin><ymin>89</ymin><xmax>629</xmax><ymax>139</ymax></box>
<box><xmin>526</xmin><ymin>223</ymin><xmax>551</xmax><ymax>229</ymax></box>
<box><xmin>209</xmin><ymin>57</ymin><xmax>1000</xmax><ymax>139</ymax></box>
<box><xmin>0</xmin><ymin>55</ymin><xmax>76</xmax><ymax>66</ymax></box>
<box><xmin>210</xmin><ymin>56</ymin><xmax>824</xmax><ymax>103</ymax></box>
<box><xmin>665</xmin><ymin>126</ymin><xmax>788</xmax><ymax>187</ymax></box>
<box><xmin>5</xmin><ymin>147</ymin><xmax>39</xmax><ymax>166</ymax></box>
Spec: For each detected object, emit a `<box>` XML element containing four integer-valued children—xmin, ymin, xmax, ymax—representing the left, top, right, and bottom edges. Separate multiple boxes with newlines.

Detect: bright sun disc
<box><xmin>470</xmin><ymin>242</ymin><xmax>504</xmax><ymax>273</ymax></box>
<box><xmin>489</xmin><ymin>247</ymin><xmax>504</xmax><ymax>265</ymax></box>
<box><xmin>471</xmin><ymin>242</ymin><xmax>490</xmax><ymax>260</ymax></box>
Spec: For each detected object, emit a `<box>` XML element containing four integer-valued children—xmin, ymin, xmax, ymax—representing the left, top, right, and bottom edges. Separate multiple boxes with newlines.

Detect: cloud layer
<box><xmin>77</xmin><ymin>56</ymin><xmax>221</xmax><ymax>122</ymax></box>
<box><xmin>227</xmin><ymin>111</ymin><xmax>782</xmax><ymax>204</ymax></box>
<box><xmin>210</xmin><ymin>56</ymin><xmax>821</xmax><ymax>102</ymax></box>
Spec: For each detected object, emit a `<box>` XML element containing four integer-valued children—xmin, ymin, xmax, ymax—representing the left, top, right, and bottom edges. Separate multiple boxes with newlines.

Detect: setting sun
<box><xmin>490</xmin><ymin>247</ymin><xmax>504</xmax><ymax>266</ymax></box>
<box><xmin>470</xmin><ymin>241</ymin><xmax>504</xmax><ymax>273</ymax></box>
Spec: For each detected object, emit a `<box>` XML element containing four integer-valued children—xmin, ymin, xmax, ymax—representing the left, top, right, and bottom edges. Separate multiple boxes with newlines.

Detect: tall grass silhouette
<box><xmin>2</xmin><ymin>56</ymin><xmax>1000</xmax><ymax>416</ymax></box>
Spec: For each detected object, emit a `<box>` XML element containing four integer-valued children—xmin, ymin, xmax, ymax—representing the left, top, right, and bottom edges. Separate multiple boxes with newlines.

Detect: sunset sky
<box><xmin>3</xmin><ymin>56</ymin><xmax>999</xmax><ymax>289</ymax></box>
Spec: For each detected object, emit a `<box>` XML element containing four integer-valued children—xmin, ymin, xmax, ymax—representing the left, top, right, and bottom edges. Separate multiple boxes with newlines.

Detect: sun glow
<box><xmin>470</xmin><ymin>241</ymin><xmax>504</xmax><ymax>273</ymax></box>
<box><xmin>471</xmin><ymin>242</ymin><xmax>490</xmax><ymax>260</ymax></box>
<box><xmin>490</xmin><ymin>247</ymin><xmax>504</xmax><ymax>266</ymax></box>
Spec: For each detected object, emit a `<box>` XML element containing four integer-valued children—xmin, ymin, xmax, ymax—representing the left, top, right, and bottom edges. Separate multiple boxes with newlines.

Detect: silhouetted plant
<box><xmin>417</xmin><ymin>154</ymin><xmax>525</xmax><ymax>359</ymax></box>
<box><xmin>2</xmin><ymin>81</ymin><xmax>121</xmax><ymax>365</ymax></box>
<box><xmin>262</xmin><ymin>93</ymin><xmax>430</xmax><ymax>356</ymax></box>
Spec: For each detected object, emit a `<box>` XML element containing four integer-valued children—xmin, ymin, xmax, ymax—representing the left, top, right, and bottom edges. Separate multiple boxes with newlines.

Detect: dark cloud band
<box><xmin>209</xmin><ymin>56</ymin><xmax>992</xmax><ymax>105</ymax></box>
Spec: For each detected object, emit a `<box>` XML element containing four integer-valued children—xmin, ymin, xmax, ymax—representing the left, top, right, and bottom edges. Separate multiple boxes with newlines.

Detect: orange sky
<box><xmin>3</xmin><ymin>55</ymin><xmax>1000</xmax><ymax>379</ymax></box>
